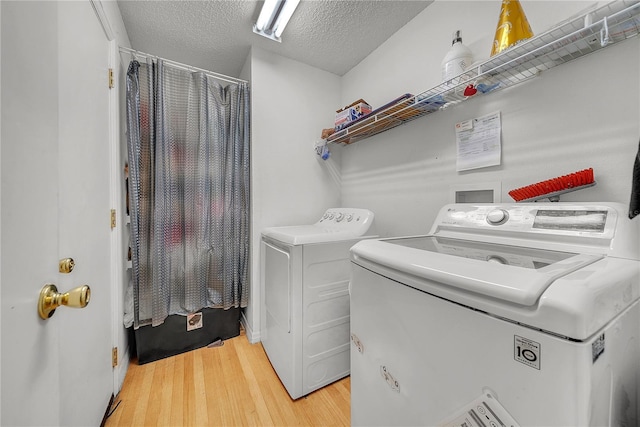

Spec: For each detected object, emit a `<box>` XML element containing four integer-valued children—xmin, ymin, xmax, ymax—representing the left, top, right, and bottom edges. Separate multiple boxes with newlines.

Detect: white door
<box><xmin>1</xmin><ymin>1</ymin><xmax>113</xmax><ymax>425</ymax></box>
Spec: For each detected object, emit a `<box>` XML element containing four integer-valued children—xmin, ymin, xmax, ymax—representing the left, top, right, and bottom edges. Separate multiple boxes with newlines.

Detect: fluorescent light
<box><xmin>255</xmin><ymin>0</ymin><xmax>278</xmax><ymax>32</ymax></box>
<box><xmin>253</xmin><ymin>0</ymin><xmax>300</xmax><ymax>43</ymax></box>
<box><xmin>273</xmin><ymin>0</ymin><xmax>300</xmax><ymax>38</ymax></box>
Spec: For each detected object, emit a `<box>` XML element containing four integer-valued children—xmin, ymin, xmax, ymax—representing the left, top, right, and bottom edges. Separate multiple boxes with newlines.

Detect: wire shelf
<box><xmin>327</xmin><ymin>1</ymin><xmax>640</xmax><ymax>145</ymax></box>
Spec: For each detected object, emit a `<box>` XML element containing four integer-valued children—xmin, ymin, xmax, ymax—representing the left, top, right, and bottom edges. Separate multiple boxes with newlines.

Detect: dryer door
<box><xmin>261</xmin><ymin>239</ymin><xmax>302</xmax><ymax>399</ymax></box>
<box><xmin>264</xmin><ymin>241</ymin><xmax>291</xmax><ymax>334</ymax></box>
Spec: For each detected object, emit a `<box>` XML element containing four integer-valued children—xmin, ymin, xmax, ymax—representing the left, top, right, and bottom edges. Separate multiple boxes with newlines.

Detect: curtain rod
<box><xmin>119</xmin><ymin>46</ymin><xmax>248</xmax><ymax>86</ymax></box>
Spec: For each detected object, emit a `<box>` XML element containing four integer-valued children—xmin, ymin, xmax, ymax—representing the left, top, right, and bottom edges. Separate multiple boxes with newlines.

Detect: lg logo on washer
<box><xmin>514</xmin><ymin>335</ymin><xmax>541</xmax><ymax>370</ymax></box>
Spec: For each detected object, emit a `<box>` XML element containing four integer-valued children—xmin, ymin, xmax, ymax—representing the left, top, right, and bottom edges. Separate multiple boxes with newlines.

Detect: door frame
<box><xmin>90</xmin><ymin>0</ymin><xmax>129</xmax><ymax>394</ymax></box>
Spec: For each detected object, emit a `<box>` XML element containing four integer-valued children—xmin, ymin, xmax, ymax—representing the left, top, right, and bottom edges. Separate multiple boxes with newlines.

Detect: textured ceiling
<box><xmin>117</xmin><ymin>0</ymin><xmax>433</xmax><ymax>78</ymax></box>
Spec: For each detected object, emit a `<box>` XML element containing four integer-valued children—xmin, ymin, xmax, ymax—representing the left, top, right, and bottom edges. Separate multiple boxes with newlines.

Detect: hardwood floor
<box><xmin>104</xmin><ymin>332</ymin><xmax>350</xmax><ymax>426</ymax></box>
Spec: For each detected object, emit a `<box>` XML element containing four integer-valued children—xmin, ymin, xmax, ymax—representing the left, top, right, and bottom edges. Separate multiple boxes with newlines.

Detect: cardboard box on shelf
<box><xmin>335</xmin><ymin>101</ymin><xmax>372</xmax><ymax>130</ymax></box>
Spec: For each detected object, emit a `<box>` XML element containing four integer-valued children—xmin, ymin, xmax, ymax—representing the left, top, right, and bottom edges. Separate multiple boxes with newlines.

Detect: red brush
<box><xmin>508</xmin><ymin>168</ymin><xmax>596</xmax><ymax>202</ymax></box>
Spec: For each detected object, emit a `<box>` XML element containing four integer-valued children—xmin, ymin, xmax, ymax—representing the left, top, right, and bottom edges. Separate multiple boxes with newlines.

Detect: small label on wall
<box><xmin>455</xmin><ymin>119</ymin><xmax>473</xmax><ymax>132</ymax></box>
<box><xmin>187</xmin><ymin>312</ymin><xmax>203</xmax><ymax>331</ymax></box>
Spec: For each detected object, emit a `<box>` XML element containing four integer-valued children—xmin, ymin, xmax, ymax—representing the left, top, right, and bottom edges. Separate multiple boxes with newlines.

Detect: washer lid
<box><xmin>262</xmin><ymin>225</ymin><xmax>372</xmax><ymax>245</ymax></box>
<box><xmin>351</xmin><ymin>235</ymin><xmax>603</xmax><ymax>306</ymax></box>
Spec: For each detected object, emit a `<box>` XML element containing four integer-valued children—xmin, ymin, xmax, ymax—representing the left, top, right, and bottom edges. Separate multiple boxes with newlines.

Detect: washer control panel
<box><xmin>431</xmin><ymin>203</ymin><xmax>618</xmax><ymax>241</ymax></box>
<box><xmin>425</xmin><ymin>203</ymin><xmax>639</xmax><ymax>259</ymax></box>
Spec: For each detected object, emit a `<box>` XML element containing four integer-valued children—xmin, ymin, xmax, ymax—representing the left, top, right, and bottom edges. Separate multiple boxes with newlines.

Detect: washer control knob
<box><xmin>335</xmin><ymin>213</ymin><xmax>344</xmax><ymax>222</ymax></box>
<box><xmin>486</xmin><ymin>209</ymin><xmax>508</xmax><ymax>225</ymax></box>
<box><xmin>328</xmin><ymin>213</ymin><xmax>335</xmax><ymax>220</ymax></box>
<box><xmin>346</xmin><ymin>214</ymin><xmax>353</xmax><ymax>222</ymax></box>
<box><xmin>323</xmin><ymin>213</ymin><xmax>329</xmax><ymax>219</ymax></box>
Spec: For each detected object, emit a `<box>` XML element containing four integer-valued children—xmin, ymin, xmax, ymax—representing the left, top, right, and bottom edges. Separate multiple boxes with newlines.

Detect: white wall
<box><xmin>246</xmin><ymin>47</ymin><xmax>341</xmax><ymax>341</ymax></box>
<box><xmin>339</xmin><ymin>0</ymin><xmax>640</xmax><ymax>237</ymax></box>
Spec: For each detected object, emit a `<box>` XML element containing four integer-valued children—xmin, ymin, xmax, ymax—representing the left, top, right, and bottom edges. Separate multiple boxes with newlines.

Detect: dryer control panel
<box><xmin>262</xmin><ymin>208</ymin><xmax>376</xmax><ymax>245</ymax></box>
<box><xmin>317</xmin><ymin>208</ymin><xmax>374</xmax><ymax>226</ymax></box>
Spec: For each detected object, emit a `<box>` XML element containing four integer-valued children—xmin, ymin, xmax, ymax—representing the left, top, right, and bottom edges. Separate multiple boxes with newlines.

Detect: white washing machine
<box><xmin>261</xmin><ymin>208</ymin><xmax>376</xmax><ymax>399</ymax></box>
<box><xmin>349</xmin><ymin>203</ymin><xmax>640</xmax><ymax>426</ymax></box>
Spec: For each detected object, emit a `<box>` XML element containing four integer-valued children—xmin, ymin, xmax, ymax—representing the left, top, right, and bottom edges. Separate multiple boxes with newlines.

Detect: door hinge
<box><xmin>108</xmin><ymin>68</ymin><xmax>114</xmax><ymax>89</ymax></box>
<box><xmin>110</xmin><ymin>209</ymin><xmax>116</xmax><ymax>229</ymax></box>
<box><xmin>112</xmin><ymin>347</ymin><xmax>118</xmax><ymax>368</ymax></box>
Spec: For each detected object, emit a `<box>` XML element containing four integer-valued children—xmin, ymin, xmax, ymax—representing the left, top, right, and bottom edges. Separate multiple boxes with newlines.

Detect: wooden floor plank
<box><xmin>234</xmin><ymin>339</ymin><xmax>273</xmax><ymax>426</ymax></box>
<box><xmin>202</xmin><ymin>344</ymin><xmax>229</xmax><ymax>426</ymax></box>
<box><xmin>192</xmin><ymin>350</ymin><xmax>209</xmax><ymax>426</ymax></box>
<box><xmin>132</xmin><ymin>362</ymin><xmax>155</xmax><ymax>426</ymax></box>
<box><xmin>105</xmin><ymin>332</ymin><xmax>350</xmax><ymax>426</ymax></box>
<box><xmin>170</xmin><ymin>354</ymin><xmax>186</xmax><ymax>426</ymax></box>
<box><xmin>183</xmin><ymin>351</ymin><xmax>196</xmax><ymax>426</ymax></box>
<box><xmin>157</xmin><ymin>356</ymin><xmax>175</xmax><ymax>425</ymax></box>
<box><xmin>222</xmin><ymin>340</ymin><xmax>253</xmax><ymax>426</ymax></box>
<box><xmin>143</xmin><ymin>358</ymin><xmax>165</xmax><ymax>425</ymax></box>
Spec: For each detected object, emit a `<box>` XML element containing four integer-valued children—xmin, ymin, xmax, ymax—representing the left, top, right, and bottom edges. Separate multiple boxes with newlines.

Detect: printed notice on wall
<box><xmin>456</xmin><ymin>111</ymin><xmax>501</xmax><ymax>172</ymax></box>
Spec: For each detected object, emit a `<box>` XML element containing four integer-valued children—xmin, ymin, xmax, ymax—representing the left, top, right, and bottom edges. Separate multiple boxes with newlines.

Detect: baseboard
<box><xmin>116</xmin><ymin>343</ymin><xmax>129</xmax><ymax>392</ymax></box>
<box><xmin>241</xmin><ymin>311</ymin><xmax>260</xmax><ymax>343</ymax></box>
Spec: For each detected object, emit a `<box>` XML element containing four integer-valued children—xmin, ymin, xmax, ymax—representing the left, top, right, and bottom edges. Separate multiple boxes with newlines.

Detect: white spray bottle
<box><xmin>441</xmin><ymin>30</ymin><xmax>473</xmax><ymax>83</ymax></box>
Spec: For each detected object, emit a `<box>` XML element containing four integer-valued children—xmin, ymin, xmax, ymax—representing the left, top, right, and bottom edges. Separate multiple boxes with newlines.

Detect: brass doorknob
<box><xmin>38</xmin><ymin>284</ymin><xmax>91</xmax><ymax>319</ymax></box>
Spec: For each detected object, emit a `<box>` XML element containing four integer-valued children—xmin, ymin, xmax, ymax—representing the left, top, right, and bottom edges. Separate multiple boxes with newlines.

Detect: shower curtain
<box><xmin>125</xmin><ymin>58</ymin><xmax>249</xmax><ymax>329</ymax></box>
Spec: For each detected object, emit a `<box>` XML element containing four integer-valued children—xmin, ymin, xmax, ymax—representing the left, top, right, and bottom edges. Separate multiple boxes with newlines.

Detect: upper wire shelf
<box><xmin>327</xmin><ymin>1</ymin><xmax>640</xmax><ymax>145</ymax></box>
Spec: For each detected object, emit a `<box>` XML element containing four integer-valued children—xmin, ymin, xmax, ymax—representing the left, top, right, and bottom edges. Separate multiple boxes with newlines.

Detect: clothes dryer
<box><xmin>261</xmin><ymin>208</ymin><xmax>375</xmax><ymax>399</ymax></box>
<box><xmin>350</xmin><ymin>203</ymin><xmax>640</xmax><ymax>426</ymax></box>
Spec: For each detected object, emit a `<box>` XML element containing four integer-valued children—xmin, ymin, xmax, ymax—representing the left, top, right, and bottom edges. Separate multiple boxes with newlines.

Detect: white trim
<box><xmin>107</xmin><ymin>38</ymin><xmax>124</xmax><ymax>395</ymax></box>
<box><xmin>108</xmin><ymin>38</ymin><xmax>131</xmax><ymax>394</ymax></box>
<box><xmin>90</xmin><ymin>0</ymin><xmax>132</xmax><ymax>394</ymax></box>
<box><xmin>241</xmin><ymin>311</ymin><xmax>260</xmax><ymax>344</ymax></box>
<box><xmin>89</xmin><ymin>0</ymin><xmax>126</xmax><ymax>398</ymax></box>
<box><xmin>90</xmin><ymin>0</ymin><xmax>114</xmax><ymax>41</ymax></box>
<box><xmin>109</xmin><ymin>40</ymin><xmax>122</xmax><ymax>395</ymax></box>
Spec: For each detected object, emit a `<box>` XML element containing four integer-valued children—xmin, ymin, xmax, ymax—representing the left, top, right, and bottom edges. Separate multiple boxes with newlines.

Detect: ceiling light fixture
<box><xmin>253</xmin><ymin>0</ymin><xmax>301</xmax><ymax>43</ymax></box>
